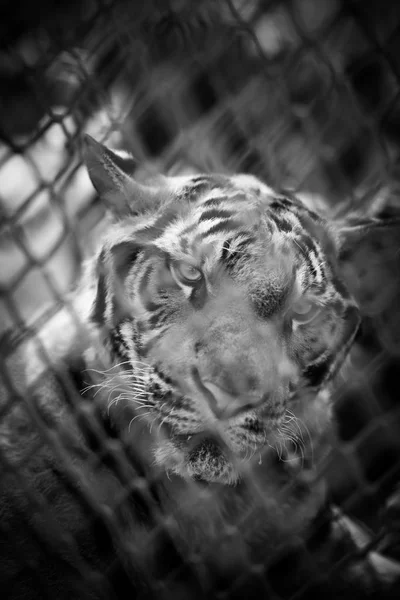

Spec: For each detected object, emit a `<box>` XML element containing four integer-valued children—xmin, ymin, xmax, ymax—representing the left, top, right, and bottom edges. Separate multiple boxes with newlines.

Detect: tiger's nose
<box><xmin>201</xmin><ymin>381</ymin><xmax>267</xmax><ymax>420</ymax></box>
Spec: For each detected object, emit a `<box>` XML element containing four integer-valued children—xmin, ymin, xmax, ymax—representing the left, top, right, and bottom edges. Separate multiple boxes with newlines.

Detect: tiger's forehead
<box><xmin>110</xmin><ymin>173</ymin><xmax>334</xmax><ymax>294</ymax></box>
<box><xmin>153</xmin><ymin>174</ymin><xmax>273</xmax><ymax>252</ymax></box>
<box><xmin>153</xmin><ymin>175</ymin><xmax>325</xmax><ymax>271</ymax></box>
<box><xmin>151</xmin><ymin>193</ymin><xmax>250</xmax><ymax>265</ymax></box>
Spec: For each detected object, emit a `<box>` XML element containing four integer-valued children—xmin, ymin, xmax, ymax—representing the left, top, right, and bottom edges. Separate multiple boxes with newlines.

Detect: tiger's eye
<box><xmin>291</xmin><ymin>298</ymin><xmax>320</xmax><ymax>325</ymax></box>
<box><xmin>171</xmin><ymin>261</ymin><xmax>202</xmax><ymax>284</ymax></box>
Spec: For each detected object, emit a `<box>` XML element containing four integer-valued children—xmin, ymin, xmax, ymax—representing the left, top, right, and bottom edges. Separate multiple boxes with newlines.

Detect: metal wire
<box><xmin>1</xmin><ymin>0</ymin><xmax>400</xmax><ymax>598</ymax></box>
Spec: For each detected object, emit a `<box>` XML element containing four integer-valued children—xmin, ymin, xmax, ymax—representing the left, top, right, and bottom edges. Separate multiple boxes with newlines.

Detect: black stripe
<box><xmin>198</xmin><ymin>208</ymin><xmax>233</xmax><ymax>223</ymax></box>
<box><xmin>201</xmin><ymin>197</ymin><xmax>223</xmax><ymax>209</ymax></box>
<box><xmin>269</xmin><ymin>212</ymin><xmax>293</xmax><ymax>233</ymax></box>
<box><xmin>91</xmin><ymin>251</ymin><xmax>108</xmax><ymax>325</ymax></box>
<box><xmin>289</xmin><ymin>235</ymin><xmax>315</xmax><ymax>278</ymax></box>
<box><xmin>191</xmin><ymin>176</ymin><xmax>212</xmax><ymax>184</ymax></box>
<box><xmin>201</xmin><ymin>192</ymin><xmax>244</xmax><ymax>210</ymax></box>
<box><xmin>270</xmin><ymin>200</ymin><xmax>285</xmax><ymax>211</ymax></box>
<box><xmin>138</xmin><ymin>264</ymin><xmax>163</xmax><ymax>312</ymax></box>
<box><xmin>277</xmin><ymin>219</ymin><xmax>292</xmax><ymax>233</ymax></box>
<box><xmin>221</xmin><ymin>236</ymin><xmax>252</xmax><ymax>270</ymax></box>
<box><xmin>144</xmin><ymin>299</ymin><xmax>163</xmax><ymax>312</ymax></box>
<box><xmin>202</xmin><ymin>219</ymin><xmax>241</xmax><ymax>238</ymax></box>
<box><xmin>180</xmin><ymin>222</ymin><xmax>199</xmax><ymax>238</ymax></box>
<box><xmin>112</xmin><ymin>241</ymin><xmax>141</xmax><ymax>281</ymax></box>
<box><xmin>190</xmin><ymin>282</ymin><xmax>207</xmax><ymax>310</ymax></box>
<box><xmin>147</xmin><ymin>309</ymin><xmax>170</xmax><ymax>330</ymax></box>
<box><xmin>192</xmin><ymin>174</ymin><xmax>229</xmax><ymax>186</ymax></box>
<box><xmin>303</xmin><ymin>360</ymin><xmax>330</xmax><ymax>388</ymax></box>
<box><xmin>109</xmin><ymin>327</ymin><xmax>130</xmax><ymax>361</ymax></box>
<box><xmin>134</xmin><ymin>208</ymin><xmax>179</xmax><ymax>241</ymax></box>
<box><xmin>180</xmin><ymin>181</ymin><xmax>213</xmax><ymax>201</ymax></box>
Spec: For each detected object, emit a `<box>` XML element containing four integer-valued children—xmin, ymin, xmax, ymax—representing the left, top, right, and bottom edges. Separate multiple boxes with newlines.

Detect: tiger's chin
<box><xmin>153</xmin><ymin>436</ymin><xmax>242</xmax><ymax>485</ymax></box>
<box><xmin>150</xmin><ymin>413</ymin><xmax>291</xmax><ymax>485</ymax></box>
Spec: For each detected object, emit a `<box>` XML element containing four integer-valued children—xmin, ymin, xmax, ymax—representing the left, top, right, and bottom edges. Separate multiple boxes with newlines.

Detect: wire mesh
<box><xmin>1</xmin><ymin>0</ymin><xmax>400</xmax><ymax>598</ymax></box>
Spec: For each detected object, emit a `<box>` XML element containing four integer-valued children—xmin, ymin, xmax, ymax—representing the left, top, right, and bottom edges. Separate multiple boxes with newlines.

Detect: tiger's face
<box><xmin>82</xmin><ymin>137</ymin><xmax>367</xmax><ymax>484</ymax></box>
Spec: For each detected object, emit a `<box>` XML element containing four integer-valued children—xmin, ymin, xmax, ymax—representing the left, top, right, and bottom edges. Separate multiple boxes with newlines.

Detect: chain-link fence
<box><xmin>1</xmin><ymin>0</ymin><xmax>400</xmax><ymax>598</ymax></box>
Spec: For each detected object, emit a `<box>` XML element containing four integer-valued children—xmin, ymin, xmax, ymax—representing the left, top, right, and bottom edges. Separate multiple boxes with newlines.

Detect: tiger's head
<box><xmin>82</xmin><ymin>135</ymin><xmax>400</xmax><ymax>485</ymax></box>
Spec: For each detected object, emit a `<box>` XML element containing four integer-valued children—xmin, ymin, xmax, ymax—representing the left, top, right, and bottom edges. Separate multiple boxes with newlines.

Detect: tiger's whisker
<box><xmin>128</xmin><ymin>411</ymin><xmax>152</xmax><ymax>432</ymax></box>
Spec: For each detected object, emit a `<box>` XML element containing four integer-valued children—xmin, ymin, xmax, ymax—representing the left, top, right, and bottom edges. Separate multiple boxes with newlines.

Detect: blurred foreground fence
<box><xmin>1</xmin><ymin>0</ymin><xmax>400</xmax><ymax>598</ymax></box>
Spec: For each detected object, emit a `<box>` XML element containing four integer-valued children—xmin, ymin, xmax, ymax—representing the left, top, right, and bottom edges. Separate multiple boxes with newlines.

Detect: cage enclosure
<box><xmin>1</xmin><ymin>1</ymin><xmax>400</xmax><ymax>599</ymax></box>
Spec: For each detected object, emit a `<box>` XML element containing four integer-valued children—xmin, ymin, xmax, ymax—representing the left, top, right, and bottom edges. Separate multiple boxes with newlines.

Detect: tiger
<box><xmin>80</xmin><ymin>135</ymin><xmax>399</xmax><ymax>487</ymax></box>
<box><xmin>1</xmin><ymin>133</ymin><xmax>400</xmax><ymax>599</ymax></box>
<box><xmin>78</xmin><ymin>135</ymin><xmax>400</xmax><ymax>595</ymax></box>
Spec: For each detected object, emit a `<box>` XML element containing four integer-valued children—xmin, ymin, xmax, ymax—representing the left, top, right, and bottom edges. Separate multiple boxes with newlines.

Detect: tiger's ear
<box><xmin>336</xmin><ymin>217</ymin><xmax>400</xmax><ymax>322</ymax></box>
<box><xmin>82</xmin><ymin>135</ymin><xmax>160</xmax><ymax>217</ymax></box>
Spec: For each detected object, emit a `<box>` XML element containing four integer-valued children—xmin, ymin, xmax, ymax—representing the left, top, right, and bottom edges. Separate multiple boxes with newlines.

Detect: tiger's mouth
<box><xmin>152</xmin><ymin>404</ymin><xmax>306</xmax><ymax>483</ymax></box>
<box><xmin>146</xmin><ymin>377</ymin><xmax>296</xmax><ymax>483</ymax></box>
<box><xmin>165</xmin><ymin>415</ymin><xmax>275</xmax><ymax>465</ymax></box>
<box><xmin>174</xmin><ymin>430</ymin><xmax>230</xmax><ymax>457</ymax></box>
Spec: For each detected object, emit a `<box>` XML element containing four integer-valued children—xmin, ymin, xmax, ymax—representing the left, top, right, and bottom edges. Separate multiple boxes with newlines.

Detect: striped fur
<box><xmin>81</xmin><ymin>136</ymin><xmax>399</xmax><ymax>485</ymax></box>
